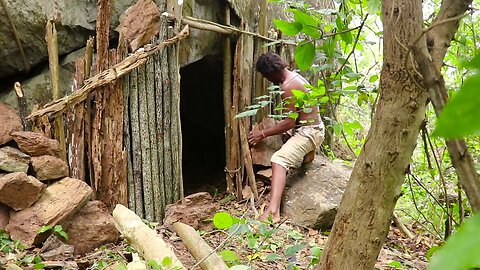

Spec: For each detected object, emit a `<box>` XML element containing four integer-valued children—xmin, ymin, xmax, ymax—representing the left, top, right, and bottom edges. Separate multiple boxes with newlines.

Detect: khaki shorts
<box><xmin>271</xmin><ymin>123</ymin><xmax>325</xmax><ymax>170</ymax></box>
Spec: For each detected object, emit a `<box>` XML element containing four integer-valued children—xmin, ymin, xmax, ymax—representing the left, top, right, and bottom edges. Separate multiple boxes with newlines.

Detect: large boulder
<box><xmin>31</xmin><ymin>155</ymin><xmax>69</xmax><ymax>181</ymax></box>
<box><xmin>282</xmin><ymin>155</ymin><xmax>351</xmax><ymax>230</ymax></box>
<box><xmin>0</xmin><ymin>146</ymin><xmax>30</xmax><ymax>173</ymax></box>
<box><xmin>11</xmin><ymin>131</ymin><xmax>61</xmax><ymax>158</ymax></box>
<box><xmin>0</xmin><ymin>103</ymin><xmax>22</xmax><ymax>145</ymax></box>
<box><xmin>65</xmin><ymin>201</ymin><xmax>119</xmax><ymax>255</ymax></box>
<box><xmin>0</xmin><ymin>0</ymin><xmax>135</xmax><ymax>79</ymax></box>
<box><xmin>6</xmin><ymin>177</ymin><xmax>93</xmax><ymax>246</ymax></box>
<box><xmin>0</xmin><ymin>172</ymin><xmax>45</xmax><ymax>211</ymax></box>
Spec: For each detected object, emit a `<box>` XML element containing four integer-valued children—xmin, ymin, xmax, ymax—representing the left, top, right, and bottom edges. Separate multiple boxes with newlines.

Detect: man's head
<box><xmin>255</xmin><ymin>52</ymin><xmax>287</xmax><ymax>84</ymax></box>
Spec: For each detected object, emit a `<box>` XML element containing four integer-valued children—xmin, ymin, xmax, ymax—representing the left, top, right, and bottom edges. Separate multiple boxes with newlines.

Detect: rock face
<box><xmin>0</xmin><ymin>204</ymin><xmax>10</xmax><ymax>229</ymax></box>
<box><xmin>0</xmin><ymin>172</ymin><xmax>45</xmax><ymax>211</ymax></box>
<box><xmin>11</xmin><ymin>131</ymin><xmax>61</xmax><ymax>158</ymax></box>
<box><xmin>163</xmin><ymin>192</ymin><xmax>219</xmax><ymax>231</ymax></box>
<box><xmin>117</xmin><ymin>0</ymin><xmax>161</xmax><ymax>52</ymax></box>
<box><xmin>6</xmin><ymin>177</ymin><xmax>93</xmax><ymax>246</ymax></box>
<box><xmin>31</xmin><ymin>155</ymin><xmax>69</xmax><ymax>181</ymax></box>
<box><xmin>251</xmin><ymin>118</ymin><xmax>284</xmax><ymax>166</ymax></box>
<box><xmin>65</xmin><ymin>201</ymin><xmax>119</xmax><ymax>255</ymax></box>
<box><xmin>0</xmin><ymin>146</ymin><xmax>30</xmax><ymax>173</ymax></box>
<box><xmin>0</xmin><ymin>103</ymin><xmax>22</xmax><ymax>145</ymax></box>
<box><xmin>0</xmin><ymin>0</ymin><xmax>135</xmax><ymax>78</ymax></box>
<box><xmin>283</xmin><ymin>156</ymin><xmax>351</xmax><ymax>230</ymax></box>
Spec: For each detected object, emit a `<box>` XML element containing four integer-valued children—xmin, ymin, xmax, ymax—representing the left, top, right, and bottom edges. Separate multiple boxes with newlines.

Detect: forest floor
<box><xmin>73</xmin><ymin>190</ymin><xmax>433</xmax><ymax>270</ymax></box>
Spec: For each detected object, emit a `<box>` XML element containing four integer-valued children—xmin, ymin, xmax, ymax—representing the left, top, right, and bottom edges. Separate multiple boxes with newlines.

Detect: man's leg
<box><xmin>260</xmin><ymin>162</ymin><xmax>286</xmax><ymax>223</ymax></box>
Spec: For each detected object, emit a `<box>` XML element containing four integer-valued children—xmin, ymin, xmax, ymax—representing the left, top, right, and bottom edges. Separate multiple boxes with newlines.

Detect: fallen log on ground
<box><xmin>112</xmin><ymin>204</ymin><xmax>185</xmax><ymax>269</ymax></box>
<box><xmin>173</xmin><ymin>222</ymin><xmax>229</xmax><ymax>270</ymax></box>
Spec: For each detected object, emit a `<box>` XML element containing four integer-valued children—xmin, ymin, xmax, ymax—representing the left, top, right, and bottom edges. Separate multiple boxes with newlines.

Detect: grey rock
<box><xmin>283</xmin><ymin>155</ymin><xmax>351</xmax><ymax>230</ymax></box>
<box><xmin>0</xmin><ymin>0</ymin><xmax>135</xmax><ymax>78</ymax></box>
<box><xmin>0</xmin><ymin>146</ymin><xmax>30</xmax><ymax>173</ymax></box>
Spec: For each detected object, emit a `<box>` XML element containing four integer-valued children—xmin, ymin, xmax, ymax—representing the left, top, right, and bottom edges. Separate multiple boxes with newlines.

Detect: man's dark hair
<box><xmin>255</xmin><ymin>52</ymin><xmax>287</xmax><ymax>75</ymax></box>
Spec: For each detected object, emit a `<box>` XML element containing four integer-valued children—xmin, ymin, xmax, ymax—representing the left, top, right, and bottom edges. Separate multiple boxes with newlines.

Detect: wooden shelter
<box><xmin>28</xmin><ymin>0</ymin><xmax>295</xmax><ymax>221</ymax></box>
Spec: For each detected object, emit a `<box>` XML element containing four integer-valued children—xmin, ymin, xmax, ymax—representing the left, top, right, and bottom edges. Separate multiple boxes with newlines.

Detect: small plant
<box><xmin>38</xmin><ymin>224</ymin><xmax>68</xmax><ymax>240</ymax></box>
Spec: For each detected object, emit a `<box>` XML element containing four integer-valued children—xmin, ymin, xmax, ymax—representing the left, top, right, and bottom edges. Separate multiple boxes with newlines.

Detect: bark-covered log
<box><xmin>112</xmin><ymin>204</ymin><xmax>185</xmax><ymax>269</ymax></box>
<box><xmin>223</xmin><ymin>5</ymin><xmax>234</xmax><ymax>193</ymax></box>
<box><xmin>154</xmin><ymin>51</ymin><xmax>166</xmax><ymax>220</ymax></box>
<box><xmin>173</xmin><ymin>222</ymin><xmax>229</xmax><ymax>270</ymax></box>
<box><xmin>130</xmin><ymin>68</ymin><xmax>144</xmax><ymax>218</ymax></box>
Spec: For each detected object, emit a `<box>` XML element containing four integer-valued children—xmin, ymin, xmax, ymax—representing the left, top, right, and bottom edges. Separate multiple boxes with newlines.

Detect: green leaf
<box><xmin>310</xmin><ymin>246</ymin><xmax>322</xmax><ymax>258</ymax></box>
<box><xmin>148</xmin><ymin>259</ymin><xmax>162</xmax><ymax>270</ymax></box>
<box><xmin>428</xmin><ymin>214</ymin><xmax>480</xmax><ymax>270</ymax></box>
<box><xmin>284</xmin><ymin>243</ymin><xmax>306</xmax><ymax>257</ymax></box>
<box><xmin>265</xmin><ymin>253</ymin><xmax>282</xmax><ymax>261</ymax></box>
<box><xmin>426</xmin><ymin>245</ymin><xmax>441</xmax><ymax>260</ymax></box>
<box><xmin>294</xmin><ymin>42</ymin><xmax>315</xmax><ymax>71</ymax></box>
<box><xmin>213</xmin><ymin>212</ymin><xmax>234</xmax><ymax>229</ymax></box>
<box><xmin>388</xmin><ymin>260</ymin><xmax>402</xmax><ymax>268</ymax></box>
<box><xmin>291</xmin><ymin>89</ymin><xmax>306</xmax><ymax>98</ymax></box>
<box><xmin>369</xmin><ymin>75</ymin><xmax>379</xmax><ymax>83</ymax></box>
<box><xmin>287</xmin><ymin>230</ymin><xmax>304</xmax><ymax>240</ymax></box>
<box><xmin>53</xmin><ymin>225</ymin><xmax>63</xmax><ymax>232</ymax></box>
<box><xmin>219</xmin><ymin>250</ymin><xmax>240</xmax><ymax>262</ymax></box>
<box><xmin>235</xmin><ymin>109</ymin><xmax>259</xmax><ymax>119</ymax></box>
<box><xmin>292</xmin><ymin>10</ymin><xmax>320</xmax><ymax>38</ymax></box>
<box><xmin>433</xmin><ymin>74</ymin><xmax>480</xmax><ymax>138</ymax></box>
<box><xmin>367</xmin><ymin>0</ymin><xmax>381</xmax><ymax>14</ymax></box>
<box><xmin>273</xmin><ymin>19</ymin><xmax>302</xmax><ymax>36</ymax></box>
<box><xmin>162</xmin><ymin>256</ymin><xmax>172</xmax><ymax>267</ymax></box>
<box><xmin>34</xmin><ymin>263</ymin><xmax>46</xmax><ymax>269</ymax></box>
<box><xmin>230</xmin><ymin>265</ymin><xmax>252</xmax><ymax>270</ymax></box>
<box><xmin>38</xmin><ymin>225</ymin><xmax>52</xmax><ymax>234</ymax></box>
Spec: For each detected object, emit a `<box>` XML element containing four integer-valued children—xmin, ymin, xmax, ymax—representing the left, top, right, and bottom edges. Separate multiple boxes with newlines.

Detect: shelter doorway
<box><xmin>180</xmin><ymin>55</ymin><xmax>226</xmax><ymax>195</ymax></box>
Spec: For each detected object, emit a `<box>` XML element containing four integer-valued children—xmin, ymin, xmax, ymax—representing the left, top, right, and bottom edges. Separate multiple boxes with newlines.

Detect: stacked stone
<box><xmin>0</xmin><ymin>103</ymin><xmax>118</xmax><ymax>257</ymax></box>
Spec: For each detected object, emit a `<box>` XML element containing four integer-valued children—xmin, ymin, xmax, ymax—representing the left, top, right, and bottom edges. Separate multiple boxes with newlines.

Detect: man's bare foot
<box><xmin>259</xmin><ymin>209</ymin><xmax>281</xmax><ymax>223</ymax></box>
<box><xmin>303</xmin><ymin>150</ymin><xmax>315</xmax><ymax>164</ymax></box>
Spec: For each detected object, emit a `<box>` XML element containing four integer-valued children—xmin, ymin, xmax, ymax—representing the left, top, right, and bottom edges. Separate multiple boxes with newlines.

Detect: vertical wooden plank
<box><xmin>154</xmin><ymin>51</ymin><xmax>166</xmax><ymax>218</ymax></box>
<box><xmin>70</xmin><ymin>58</ymin><xmax>86</xmax><ymax>180</ymax></box>
<box><xmin>124</xmin><ymin>70</ymin><xmax>135</xmax><ymax>210</ymax></box>
<box><xmin>138</xmin><ymin>63</ymin><xmax>154</xmax><ymax>221</ymax></box>
<box><xmin>232</xmin><ymin>35</ymin><xmax>243</xmax><ymax>200</ymax></box>
<box><xmin>161</xmin><ymin>42</ymin><xmax>173</xmax><ymax>205</ymax></box>
<box><xmin>146</xmin><ymin>54</ymin><xmax>162</xmax><ymax>220</ymax></box>
<box><xmin>239</xmin><ymin>27</ymin><xmax>258</xmax><ymax>199</ymax></box>
<box><xmin>223</xmin><ymin>4</ymin><xmax>234</xmax><ymax>193</ymax></box>
<box><xmin>130</xmin><ymin>68</ymin><xmax>144</xmax><ymax>218</ymax></box>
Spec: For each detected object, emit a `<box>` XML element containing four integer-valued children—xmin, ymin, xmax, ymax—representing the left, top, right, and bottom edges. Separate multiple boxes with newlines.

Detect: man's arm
<box><xmin>248</xmin><ymin>88</ymin><xmax>296</xmax><ymax>146</ymax></box>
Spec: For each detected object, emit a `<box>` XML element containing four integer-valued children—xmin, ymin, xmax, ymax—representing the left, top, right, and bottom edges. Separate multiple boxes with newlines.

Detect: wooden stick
<box><xmin>27</xmin><ymin>26</ymin><xmax>190</xmax><ymax>120</ymax></box>
<box><xmin>239</xmin><ymin>121</ymin><xmax>258</xmax><ymax>200</ymax></box>
<box><xmin>112</xmin><ymin>204</ymin><xmax>186</xmax><ymax>269</ymax></box>
<box><xmin>173</xmin><ymin>222</ymin><xmax>229</xmax><ymax>270</ymax></box>
<box><xmin>232</xmin><ymin>35</ymin><xmax>243</xmax><ymax>200</ymax></box>
<box><xmin>223</xmin><ymin>4</ymin><xmax>234</xmax><ymax>193</ymax></box>
<box><xmin>392</xmin><ymin>213</ymin><xmax>415</xmax><ymax>239</ymax></box>
<box><xmin>166</xmin><ymin>13</ymin><xmax>295</xmax><ymax>46</ymax></box>
<box><xmin>154</xmin><ymin>50</ymin><xmax>166</xmax><ymax>221</ymax></box>
<box><xmin>13</xmin><ymin>82</ymin><xmax>30</xmax><ymax>130</ymax></box>
<box><xmin>45</xmin><ymin>21</ymin><xmax>66</xmax><ymax>160</ymax></box>
<box><xmin>124</xmin><ymin>63</ymin><xmax>135</xmax><ymax>211</ymax></box>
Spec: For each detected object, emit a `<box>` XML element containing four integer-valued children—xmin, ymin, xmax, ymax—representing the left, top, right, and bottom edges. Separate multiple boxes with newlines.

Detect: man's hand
<box><xmin>248</xmin><ymin>130</ymin><xmax>264</xmax><ymax>146</ymax></box>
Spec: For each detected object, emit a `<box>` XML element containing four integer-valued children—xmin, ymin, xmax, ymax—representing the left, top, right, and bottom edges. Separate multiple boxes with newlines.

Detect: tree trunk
<box><xmin>317</xmin><ymin>0</ymin><xmax>428</xmax><ymax>269</ymax></box>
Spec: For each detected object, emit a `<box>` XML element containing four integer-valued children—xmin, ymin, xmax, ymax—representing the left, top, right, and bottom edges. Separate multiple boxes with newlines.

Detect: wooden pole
<box><xmin>232</xmin><ymin>36</ymin><xmax>243</xmax><ymax>200</ymax></box>
<box><xmin>173</xmin><ymin>222</ymin><xmax>229</xmax><ymax>270</ymax></box>
<box><xmin>130</xmin><ymin>68</ymin><xmax>144</xmax><ymax>218</ymax></box>
<box><xmin>45</xmin><ymin>21</ymin><xmax>66</xmax><ymax>161</ymax></box>
<box><xmin>112</xmin><ymin>204</ymin><xmax>186</xmax><ymax>269</ymax></box>
<box><xmin>255</xmin><ymin>0</ymin><xmax>268</xmax><ymax>121</ymax></box>
<box><xmin>138</xmin><ymin>63</ymin><xmax>154</xmax><ymax>221</ymax></box>
<box><xmin>154</xmin><ymin>50</ymin><xmax>166</xmax><ymax>220</ymax></box>
<box><xmin>223</xmin><ymin>4</ymin><xmax>234</xmax><ymax>193</ymax></box>
<box><xmin>13</xmin><ymin>82</ymin><xmax>30</xmax><ymax>130</ymax></box>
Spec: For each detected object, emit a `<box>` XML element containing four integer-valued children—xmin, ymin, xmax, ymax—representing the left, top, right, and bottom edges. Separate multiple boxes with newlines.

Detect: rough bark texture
<box><xmin>317</xmin><ymin>0</ymin><xmax>428</xmax><ymax>269</ymax></box>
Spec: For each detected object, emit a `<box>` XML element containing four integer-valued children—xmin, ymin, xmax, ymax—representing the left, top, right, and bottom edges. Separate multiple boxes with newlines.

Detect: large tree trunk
<box><xmin>317</xmin><ymin>0</ymin><xmax>428</xmax><ymax>269</ymax></box>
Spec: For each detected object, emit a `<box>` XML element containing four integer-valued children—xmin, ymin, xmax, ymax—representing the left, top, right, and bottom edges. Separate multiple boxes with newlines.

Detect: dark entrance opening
<box><xmin>180</xmin><ymin>55</ymin><xmax>226</xmax><ymax>195</ymax></box>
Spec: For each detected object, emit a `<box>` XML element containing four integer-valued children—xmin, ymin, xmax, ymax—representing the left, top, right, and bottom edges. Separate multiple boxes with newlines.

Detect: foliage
<box><xmin>212</xmin><ymin>211</ymin><xmax>322</xmax><ymax>269</ymax></box>
<box><xmin>0</xmin><ymin>229</ymin><xmax>44</xmax><ymax>269</ymax></box>
<box><xmin>38</xmin><ymin>224</ymin><xmax>69</xmax><ymax>241</ymax></box>
<box><xmin>428</xmin><ymin>214</ymin><xmax>480</xmax><ymax>270</ymax></box>
<box><xmin>433</xmin><ymin>53</ymin><xmax>480</xmax><ymax>138</ymax></box>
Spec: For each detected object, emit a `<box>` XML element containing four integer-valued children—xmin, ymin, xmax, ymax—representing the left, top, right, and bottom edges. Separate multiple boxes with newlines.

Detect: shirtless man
<box><xmin>248</xmin><ymin>52</ymin><xmax>325</xmax><ymax>222</ymax></box>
